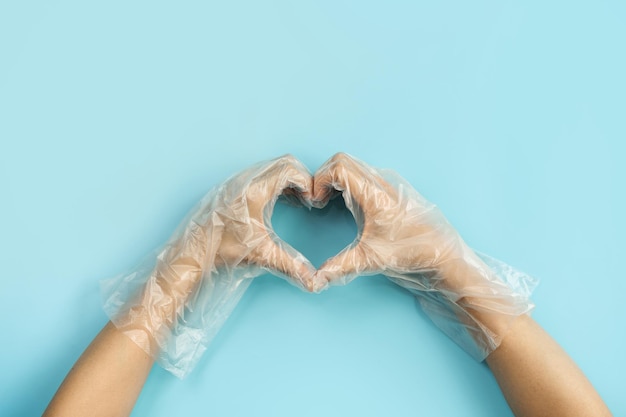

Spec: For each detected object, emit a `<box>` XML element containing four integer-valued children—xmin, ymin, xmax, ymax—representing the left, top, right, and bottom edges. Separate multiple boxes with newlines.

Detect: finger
<box><xmin>317</xmin><ymin>243</ymin><xmax>376</xmax><ymax>286</ymax></box>
<box><xmin>280</xmin><ymin>188</ymin><xmax>309</xmax><ymax>208</ymax></box>
<box><xmin>312</xmin><ymin>152</ymin><xmax>358</xmax><ymax>206</ymax></box>
<box><xmin>312</xmin><ymin>152</ymin><xmax>389</xmax><ymax>209</ymax></box>
<box><xmin>267</xmin><ymin>154</ymin><xmax>314</xmax><ymax>203</ymax></box>
<box><xmin>252</xmin><ymin>236</ymin><xmax>322</xmax><ymax>292</ymax></box>
<box><xmin>312</xmin><ymin>153</ymin><xmax>378</xmax><ymax>230</ymax></box>
<box><xmin>244</xmin><ymin>155</ymin><xmax>313</xmax><ymax>216</ymax></box>
<box><xmin>315</xmin><ymin>154</ymin><xmax>404</xmax><ymax>230</ymax></box>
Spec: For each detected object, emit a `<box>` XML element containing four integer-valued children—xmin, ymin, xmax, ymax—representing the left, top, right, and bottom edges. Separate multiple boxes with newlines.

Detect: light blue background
<box><xmin>1</xmin><ymin>1</ymin><xmax>624</xmax><ymax>416</ymax></box>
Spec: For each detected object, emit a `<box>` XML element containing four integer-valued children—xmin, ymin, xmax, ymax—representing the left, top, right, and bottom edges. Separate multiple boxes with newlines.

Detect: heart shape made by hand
<box><xmin>258</xmin><ymin>151</ymin><xmax>448</xmax><ymax>294</ymax></box>
<box><xmin>102</xmin><ymin>152</ymin><xmax>537</xmax><ymax>379</ymax></box>
<box><xmin>258</xmin><ymin>152</ymin><xmax>441</xmax><ymax>293</ymax></box>
<box><xmin>272</xmin><ymin>193</ymin><xmax>358</xmax><ymax>270</ymax></box>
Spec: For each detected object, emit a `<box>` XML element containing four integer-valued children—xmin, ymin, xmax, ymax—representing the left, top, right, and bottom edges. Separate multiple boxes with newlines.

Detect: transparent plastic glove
<box><xmin>312</xmin><ymin>153</ymin><xmax>537</xmax><ymax>360</ymax></box>
<box><xmin>101</xmin><ymin>155</ymin><xmax>321</xmax><ymax>378</ymax></box>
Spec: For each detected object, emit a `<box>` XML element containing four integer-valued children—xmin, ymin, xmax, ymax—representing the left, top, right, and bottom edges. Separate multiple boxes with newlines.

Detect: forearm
<box><xmin>486</xmin><ymin>315</ymin><xmax>611</xmax><ymax>417</ymax></box>
<box><xmin>434</xmin><ymin>257</ymin><xmax>611</xmax><ymax>416</ymax></box>
<box><xmin>43</xmin><ymin>321</ymin><xmax>154</xmax><ymax>417</ymax></box>
<box><xmin>44</xmin><ymin>227</ymin><xmax>207</xmax><ymax>416</ymax></box>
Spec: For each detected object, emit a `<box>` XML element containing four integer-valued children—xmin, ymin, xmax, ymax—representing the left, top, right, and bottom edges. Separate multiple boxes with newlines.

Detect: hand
<box><xmin>311</xmin><ymin>153</ymin><xmax>464</xmax><ymax>284</ymax></box>
<box><xmin>312</xmin><ymin>153</ymin><xmax>535</xmax><ymax>360</ymax></box>
<box><xmin>312</xmin><ymin>153</ymin><xmax>478</xmax><ymax>289</ymax></box>
<box><xmin>158</xmin><ymin>153</ymin><xmax>319</xmax><ymax>297</ymax></box>
<box><xmin>102</xmin><ymin>155</ymin><xmax>321</xmax><ymax>377</ymax></box>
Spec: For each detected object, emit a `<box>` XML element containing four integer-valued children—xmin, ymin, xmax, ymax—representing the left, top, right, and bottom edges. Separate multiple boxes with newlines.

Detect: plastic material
<box><xmin>101</xmin><ymin>155</ymin><xmax>321</xmax><ymax>378</ymax></box>
<box><xmin>311</xmin><ymin>153</ymin><xmax>538</xmax><ymax>361</ymax></box>
<box><xmin>102</xmin><ymin>153</ymin><xmax>537</xmax><ymax>378</ymax></box>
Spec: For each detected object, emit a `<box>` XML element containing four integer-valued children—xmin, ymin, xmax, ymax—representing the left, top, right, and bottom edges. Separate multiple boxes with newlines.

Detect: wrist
<box><xmin>433</xmin><ymin>255</ymin><xmax>528</xmax><ymax>340</ymax></box>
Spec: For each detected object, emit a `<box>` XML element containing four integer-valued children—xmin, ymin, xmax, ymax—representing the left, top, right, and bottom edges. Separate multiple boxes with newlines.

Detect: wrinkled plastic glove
<box><xmin>312</xmin><ymin>153</ymin><xmax>537</xmax><ymax>360</ymax></box>
<box><xmin>101</xmin><ymin>155</ymin><xmax>321</xmax><ymax>378</ymax></box>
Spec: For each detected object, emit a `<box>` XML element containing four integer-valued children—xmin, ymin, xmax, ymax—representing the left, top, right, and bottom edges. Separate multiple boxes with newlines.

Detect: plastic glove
<box><xmin>101</xmin><ymin>155</ymin><xmax>321</xmax><ymax>378</ymax></box>
<box><xmin>312</xmin><ymin>153</ymin><xmax>537</xmax><ymax>360</ymax></box>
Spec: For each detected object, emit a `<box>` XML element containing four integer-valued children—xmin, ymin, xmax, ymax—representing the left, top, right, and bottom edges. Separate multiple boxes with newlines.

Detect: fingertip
<box><xmin>311</xmin><ymin>189</ymin><xmax>332</xmax><ymax>209</ymax></box>
<box><xmin>286</xmin><ymin>162</ymin><xmax>315</xmax><ymax>203</ymax></box>
<box><xmin>316</xmin><ymin>243</ymin><xmax>368</xmax><ymax>286</ymax></box>
<box><xmin>329</xmin><ymin>152</ymin><xmax>353</xmax><ymax>164</ymax></box>
<box><xmin>309</xmin><ymin>271</ymin><xmax>330</xmax><ymax>293</ymax></box>
<box><xmin>296</xmin><ymin>188</ymin><xmax>315</xmax><ymax>208</ymax></box>
<box><xmin>269</xmin><ymin>246</ymin><xmax>320</xmax><ymax>293</ymax></box>
<box><xmin>317</xmin><ymin>260</ymin><xmax>349</xmax><ymax>286</ymax></box>
<box><xmin>311</xmin><ymin>173</ymin><xmax>338</xmax><ymax>208</ymax></box>
<box><xmin>312</xmin><ymin>152</ymin><xmax>360</xmax><ymax>207</ymax></box>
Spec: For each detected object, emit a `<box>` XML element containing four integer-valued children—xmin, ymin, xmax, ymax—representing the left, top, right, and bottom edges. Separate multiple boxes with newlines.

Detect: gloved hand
<box><xmin>101</xmin><ymin>155</ymin><xmax>322</xmax><ymax>378</ymax></box>
<box><xmin>312</xmin><ymin>153</ymin><xmax>537</xmax><ymax>360</ymax></box>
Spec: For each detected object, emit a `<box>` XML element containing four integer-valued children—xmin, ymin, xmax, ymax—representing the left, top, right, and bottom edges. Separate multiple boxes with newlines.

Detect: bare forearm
<box><xmin>43</xmin><ymin>322</ymin><xmax>154</xmax><ymax>417</ymax></box>
<box><xmin>486</xmin><ymin>315</ymin><xmax>611</xmax><ymax>417</ymax></box>
<box><xmin>437</xmin><ymin>258</ymin><xmax>611</xmax><ymax>416</ymax></box>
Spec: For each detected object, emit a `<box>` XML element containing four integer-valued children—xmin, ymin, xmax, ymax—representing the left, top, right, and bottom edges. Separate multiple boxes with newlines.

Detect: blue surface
<box><xmin>1</xmin><ymin>1</ymin><xmax>624</xmax><ymax>416</ymax></box>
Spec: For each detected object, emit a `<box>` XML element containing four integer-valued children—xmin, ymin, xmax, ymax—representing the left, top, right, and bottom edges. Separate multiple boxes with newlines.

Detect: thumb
<box><xmin>254</xmin><ymin>237</ymin><xmax>320</xmax><ymax>292</ymax></box>
<box><xmin>317</xmin><ymin>243</ymin><xmax>374</xmax><ymax>286</ymax></box>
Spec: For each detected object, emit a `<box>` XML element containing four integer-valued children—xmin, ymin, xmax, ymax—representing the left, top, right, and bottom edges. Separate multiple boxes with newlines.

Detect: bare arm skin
<box><xmin>43</xmin><ymin>322</ymin><xmax>154</xmax><ymax>417</ymax></box>
<box><xmin>486</xmin><ymin>315</ymin><xmax>612</xmax><ymax>417</ymax></box>
<box><xmin>43</xmin><ymin>289</ymin><xmax>612</xmax><ymax>417</ymax></box>
<box><xmin>458</xmin><ymin>264</ymin><xmax>612</xmax><ymax>416</ymax></box>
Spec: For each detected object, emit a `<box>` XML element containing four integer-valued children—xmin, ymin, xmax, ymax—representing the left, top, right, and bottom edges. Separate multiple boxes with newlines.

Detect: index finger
<box><xmin>312</xmin><ymin>152</ymin><xmax>397</xmax><ymax>212</ymax></box>
<box><xmin>246</xmin><ymin>154</ymin><xmax>314</xmax><ymax>215</ymax></box>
